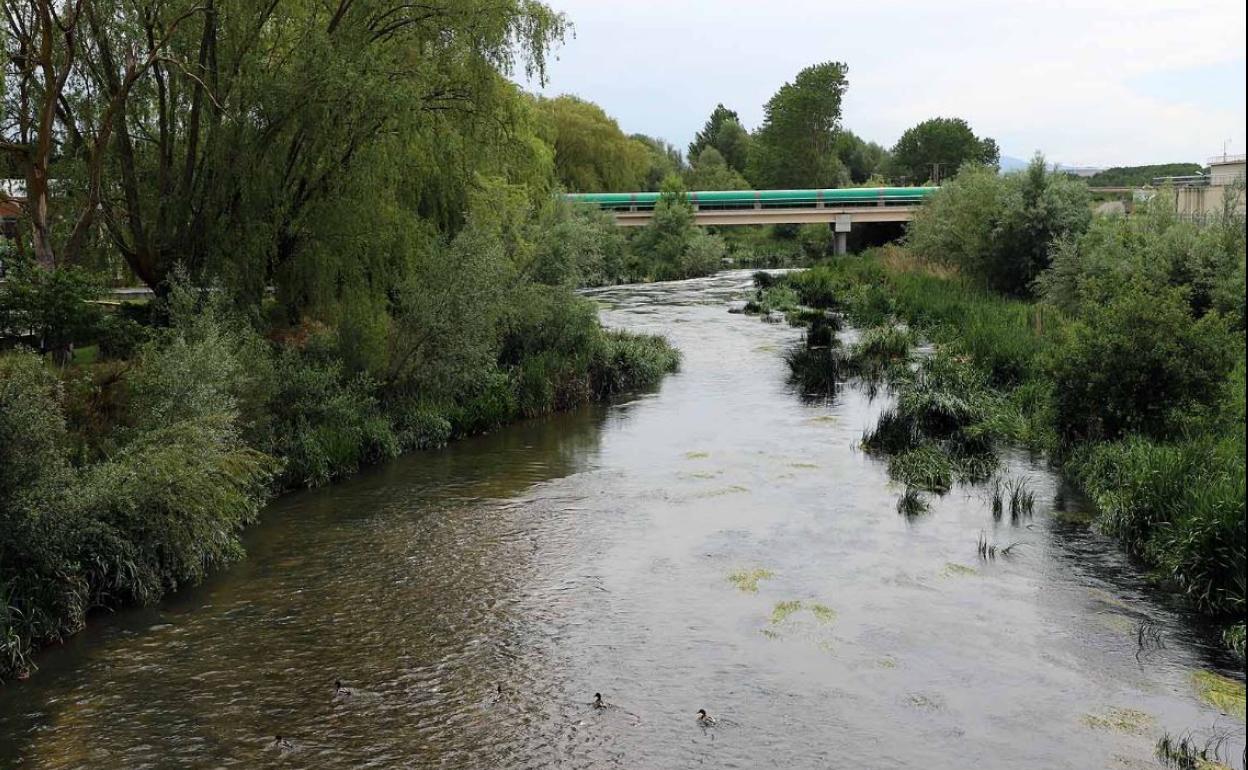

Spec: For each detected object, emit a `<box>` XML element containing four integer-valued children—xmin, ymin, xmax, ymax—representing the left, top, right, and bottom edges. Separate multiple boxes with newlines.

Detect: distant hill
<box><xmin>999</xmin><ymin>155</ymin><xmax>1029</xmax><ymax>173</ymax></box>
<box><xmin>1085</xmin><ymin>163</ymin><xmax>1202</xmax><ymax>187</ymax></box>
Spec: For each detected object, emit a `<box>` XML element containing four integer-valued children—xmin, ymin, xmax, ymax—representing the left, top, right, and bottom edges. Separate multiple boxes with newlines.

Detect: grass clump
<box><xmin>887</xmin><ymin>446</ymin><xmax>954</xmax><ymax>494</ymax></box>
<box><xmin>896</xmin><ymin>487</ymin><xmax>929</xmax><ymax>517</ymax></box>
<box><xmin>1156</xmin><ymin>732</ymin><xmax>1236</xmax><ymax>770</ymax></box>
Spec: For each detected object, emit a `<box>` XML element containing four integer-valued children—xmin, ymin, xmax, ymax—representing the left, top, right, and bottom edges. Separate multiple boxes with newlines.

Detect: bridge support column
<box><xmin>834</xmin><ymin>215</ymin><xmax>851</xmax><ymax>256</ymax></box>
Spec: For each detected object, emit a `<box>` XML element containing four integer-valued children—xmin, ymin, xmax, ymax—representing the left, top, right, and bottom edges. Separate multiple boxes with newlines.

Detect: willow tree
<box><xmin>532</xmin><ymin>95</ymin><xmax>650</xmax><ymax>193</ymax></box>
<box><xmin>2</xmin><ymin>0</ymin><xmax>567</xmax><ymax>301</ymax></box>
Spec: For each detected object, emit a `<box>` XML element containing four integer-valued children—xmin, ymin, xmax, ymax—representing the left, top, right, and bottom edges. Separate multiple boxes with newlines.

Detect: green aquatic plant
<box><xmin>887</xmin><ymin>445</ymin><xmax>954</xmax><ymax>494</ymax></box>
<box><xmin>784</xmin><ymin>345</ymin><xmax>846</xmax><ymax>398</ymax></box>
<box><xmin>1156</xmin><ymin>732</ymin><xmax>1235</xmax><ymax>770</ymax></box>
<box><xmin>770</xmin><ymin>600</ymin><xmax>803</xmax><ymax>624</ymax></box>
<box><xmin>1190</xmin><ymin>670</ymin><xmax>1246</xmax><ymax>715</ymax></box>
<box><xmin>809</xmin><ymin>603</ymin><xmax>837</xmax><ymax>624</ymax></box>
<box><xmin>728</xmin><ymin>568</ymin><xmax>774</xmax><ymax>593</ymax></box>
<box><xmin>896</xmin><ymin>487</ymin><xmax>929</xmax><ymax>517</ymax></box>
<box><xmin>1080</xmin><ymin>707</ymin><xmax>1155</xmax><ymax>734</ymax></box>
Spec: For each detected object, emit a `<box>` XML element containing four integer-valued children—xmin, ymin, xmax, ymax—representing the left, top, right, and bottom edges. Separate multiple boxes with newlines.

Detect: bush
<box><xmin>1075</xmin><ymin>436</ymin><xmax>1244</xmax><ymax>616</ymax></box>
<box><xmin>590</xmin><ymin>329</ymin><xmax>680</xmax><ymax>396</ymax></box>
<box><xmin>1048</xmin><ymin>288</ymin><xmax>1239</xmax><ymax>442</ymax></box>
<box><xmin>263</xmin><ymin>348</ymin><xmax>399</xmax><ymax>487</ymax></box>
<box><xmin>0</xmin><ymin>254</ymin><xmax>103</xmax><ymax>360</ymax></box>
<box><xmin>907</xmin><ymin>157</ymin><xmax>1091</xmax><ymax>296</ymax></box>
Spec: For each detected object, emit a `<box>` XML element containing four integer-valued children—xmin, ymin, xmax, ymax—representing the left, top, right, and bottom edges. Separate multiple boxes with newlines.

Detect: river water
<box><xmin>1</xmin><ymin>270</ymin><xmax>1243</xmax><ymax>769</ymax></box>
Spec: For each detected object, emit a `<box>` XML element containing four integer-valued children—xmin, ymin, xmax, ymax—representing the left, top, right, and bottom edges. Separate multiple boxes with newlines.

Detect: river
<box><xmin>1</xmin><ymin>270</ymin><xmax>1243</xmax><ymax>769</ymax></box>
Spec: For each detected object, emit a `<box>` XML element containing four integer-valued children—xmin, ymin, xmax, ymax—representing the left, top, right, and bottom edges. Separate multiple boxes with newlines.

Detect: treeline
<box><xmin>0</xmin><ymin>0</ymin><xmax>684</xmax><ymax>680</ymax></box>
<box><xmin>764</xmin><ymin>158</ymin><xmax>1246</xmax><ymax>654</ymax></box>
<box><xmin>541</xmin><ymin>63</ymin><xmax>1001</xmax><ymax>195</ymax></box>
<box><xmin>1084</xmin><ymin>163</ymin><xmax>1204</xmax><ymax>187</ymax></box>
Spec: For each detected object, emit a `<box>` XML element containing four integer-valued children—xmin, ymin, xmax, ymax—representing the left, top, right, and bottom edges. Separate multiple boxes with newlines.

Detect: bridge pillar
<box><xmin>834</xmin><ymin>215</ymin><xmax>852</xmax><ymax>255</ymax></box>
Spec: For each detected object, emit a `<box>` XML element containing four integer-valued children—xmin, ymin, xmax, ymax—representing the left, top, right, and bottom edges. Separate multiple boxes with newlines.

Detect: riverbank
<box><xmin>762</xmin><ymin>247</ymin><xmax>1245</xmax><ymax>657</ymax></box>
<box><xmin>0</xmin><ymin>278</ymin><xmax>679</xmax><ymax>682</ymax></box>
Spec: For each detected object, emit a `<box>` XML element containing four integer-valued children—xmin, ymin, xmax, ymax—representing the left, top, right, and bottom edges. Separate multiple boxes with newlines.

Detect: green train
<box><xmin>564</xmin><ymin>187</ymin><xmax>938</xmax><ymax>212</ymax></box>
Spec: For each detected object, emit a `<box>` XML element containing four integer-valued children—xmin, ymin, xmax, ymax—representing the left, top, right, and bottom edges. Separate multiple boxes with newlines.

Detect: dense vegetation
<box><xmin>763</xmin><ymin>161</ymin><xmax>1246</xmax><ymax>655</ymax></box>
<box><xmin>1084</xmin><ymin>163</ymin><xmax>1204</xmax><ymax>187</ymax></box>
<box><xmin>0</xmin><ymin>0</ymin><xmax>687</xmax><ymax>680</ymax></box>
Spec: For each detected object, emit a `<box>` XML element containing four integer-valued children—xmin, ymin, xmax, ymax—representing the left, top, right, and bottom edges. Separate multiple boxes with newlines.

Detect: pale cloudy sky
<box><xmin>524</xmin><ymin>0</ymin><xmax>1246</xmax><ymax>167</ymax></box>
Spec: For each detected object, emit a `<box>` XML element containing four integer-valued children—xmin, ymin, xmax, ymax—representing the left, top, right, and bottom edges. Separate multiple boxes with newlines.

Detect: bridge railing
<box><xmin>565</xmin><ymin>187</ymin><xmax>938</xmax><ymax>213</ymax></box>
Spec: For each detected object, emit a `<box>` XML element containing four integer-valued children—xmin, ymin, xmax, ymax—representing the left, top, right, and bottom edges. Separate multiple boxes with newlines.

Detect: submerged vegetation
<box><xmin>764</xmin><ymin>160</ymin><xmax>1245</xmax><ymax>652</ymax></box>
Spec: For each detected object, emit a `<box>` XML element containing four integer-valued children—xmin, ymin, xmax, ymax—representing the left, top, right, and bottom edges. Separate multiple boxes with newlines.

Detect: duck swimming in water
<box><xmin>334</xmin><ymin>680</ymin><xmax>353</xmax><ymax>699</ymax></box>
<box><xmin>696</xmin><ymin>709</ymin><xmax>717</xmax><ymax>726</ymax></box>
<box><xmin>273</xmin><ymin>735</ymin><xmax>293</xmax><ymax>751</ymax></box>
<box><xmin>592</xmin><ymin>693</ymin><xmax>605</xmax><ymax>710</ymax></box>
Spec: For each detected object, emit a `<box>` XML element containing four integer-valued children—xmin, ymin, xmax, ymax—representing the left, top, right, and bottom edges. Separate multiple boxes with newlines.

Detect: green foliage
<box><xmin>1037</xmin><ymin>196</ymin><xmax>1246</xmax><ymax>325</ymax></box>
<box><xmin>907</xmin><ymin>156</ymin><xmax>1092</xmax><ymax>295</ymax></box>
<box><xmin>1048</xmin><ymin>288</ymin><xmax>1239</xmax><ymax>443</ymax></box>
<box><xmin>888</xmin><ymin>446</ymin><xmax>954</xmax><ymax>494</ymax></box>
<box><xmin>536</xmin><ymin>95</ymin><xmax>651</xmax><ymax>192</ymax></box>
<box><xmin>629</xmin><ymin>175</ymin><xmax>727</xmax><ymax>281</ymax></box>
<box><xmin>888</xmin><ymin>117</ymin><xmax>999</xmax><ymax>183</ymax></box>
<box><xmin>688</xmin><ymin>105</ymin><xmax>750</xmax><ymax>175</ymax></box>
<box><xmin>631</xmin><ymin>134</ymin><xmax>686</xmax><ymax>192</ymax></box>
<box><xmin>589</xmin><ymin>330</ymin><xmax>681</xmax><ymax>397</ymax></box>
<box><xmin>1075</xmin><ymin>436</ymin><xmax>1244</xmax><ymax>616</ymax></box>
<box><xmin>0</xmin><ymin>253</ymin><xmax>102</xmax><ymax>359</ymax></box>
<box><xmin>835</xmin><ymin>130</ymin><xmax>889</xmax><ymax>184</ymax></box>
<box><xmin>1085</xmin><ymin>163</ymin><xmax>1202</xmax><ymax>187</ymax></box>
<box><xmin>686</xmin><ymin>147</ymin><xmax>751</xmax><ymax>191</ymax></box>
<box><xmin>748</xmin><ymin>62</ymin><xmax>850</xmax><ymax>189</ymax></box>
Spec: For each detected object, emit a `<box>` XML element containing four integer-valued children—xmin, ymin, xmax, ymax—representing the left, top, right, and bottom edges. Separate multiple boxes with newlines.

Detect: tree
<box><xmin>747</xmin><ymin>62</ymin><xmax>850</xmax><ymax>189</ymax></box>
<box><xmin>835</xmin><ymin>130</ymin><xmax>889</xmax><ymax>185</ymax></box>
<box><xmin>686</xmin><ymin>147</ymin><xmax>749</xmax><ymax>191</ymax></box>
<box><xmin>889</xmin><ymin>117</ymin><xmax>999</xmax><ymax>184</ymax></box>
<box><xmin>535</xmin><ymin>96</ymin><xmax>649</xmax><ymax>193</ymax></box>
<box><xmin>631</xmin><ymin>133</ymin><xmax>685</xmax><ymax>192</ymax></box>
<box><xmin>2</xmin><ymin>0</ymin><xmax>568</xmax><ymax>296</ymax></box>
<box><xmin>689</xmin><ymin>105</ymin><xmax>735</xmax><ymax>164</ymax></box>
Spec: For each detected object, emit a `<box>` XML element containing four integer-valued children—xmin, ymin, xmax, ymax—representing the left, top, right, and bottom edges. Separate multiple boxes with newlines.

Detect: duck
<box><xmin>696</xmin><ymin>709</ymin><xmax>717</xmax><ymax>726</ymax></box>
<box><xmin>592</xmin><ymin>692</ymin><xmax>606</xmax><ymax>710</ymax></box>
<box><xmin>333</xmin><ymin>680</ymin><xmax>353</xmax><ymax>699</ymax></box>
<box><xmin>273</xmin><ymin>735</ymin><xmax>293</xmax><ymax>751</ymax></box>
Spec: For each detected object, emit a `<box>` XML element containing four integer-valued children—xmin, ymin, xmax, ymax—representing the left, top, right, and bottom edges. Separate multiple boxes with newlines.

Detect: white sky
<box><xmin>524</xmin><ymin>0</ymin><xmax>1247</xmax><ymax>167</ymax></box>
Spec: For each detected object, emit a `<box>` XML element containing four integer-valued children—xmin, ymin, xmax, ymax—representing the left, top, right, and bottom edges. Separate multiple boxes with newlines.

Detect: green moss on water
<box><xmin>770</xmin><ymin>600</ymin><xmax>803</xmax><ymax>624</ymax></box>
<box><xmin>941</xmin><ymin>562</ymin><xmax>977</xmax><ymax>577</ymax></box>
<box><xmin>1080</xmin><ymin>707</ymin><xmax>1155</xmax><ymax>734</ymax></box>
<box><xmin>684</xmin><ymin>451</ymin><xmax>710</xmax><ymax>459</ymax></box>
<box><xmin>1191</xmin><ymin>670</ymin><xmax>1246</xmax><ymax>714</ymax></box>
<box><xmin>788</xmin><ymin>462</ymin><xmax>819</xmax><ymax>469</ymax></box>
<box><xmin>727</xmin><ymin>568</ymin><xmax>774</xmax><ymax>593</ymax></box>
<box><xmin>877</xmin><ymin>656</ymin><xmax>897</xmax><ymax>669</ymax></box>
<box><xmin>810</xmin><ymin>603</ymin><xmax>836</xmax><ymax>624</ymax></box>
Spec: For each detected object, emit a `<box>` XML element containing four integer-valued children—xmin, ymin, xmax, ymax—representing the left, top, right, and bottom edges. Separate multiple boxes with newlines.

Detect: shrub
<box><xmin>1048</xmin><ymin>288</ymin><xmax>1239</xmax><ymax>442</ymax></box>
<box><xmin>907</xmin><ymin>157</ymin><xmax>1091</xmax><ymax>296</ymax></box>
<box><xmin>590</xmin><ymin>330</ymin><xmax>680</xmax><ymax>396</ymax></box>
<box><xmin>263</xmin><ymin>348</ymin><xmax>399</xmax><ymax>487</ymax></box>
<box><xmin>0</xmin><ymin>254</ymin><xmax>103</xmax><ymax>360</ymax></box>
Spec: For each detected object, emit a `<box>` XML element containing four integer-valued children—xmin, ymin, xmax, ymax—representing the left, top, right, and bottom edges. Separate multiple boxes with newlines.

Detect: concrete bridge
<box><xmin>564</xmin><ymin>187</ymin><xmax>936</xmax><ymax>254</ymax></box>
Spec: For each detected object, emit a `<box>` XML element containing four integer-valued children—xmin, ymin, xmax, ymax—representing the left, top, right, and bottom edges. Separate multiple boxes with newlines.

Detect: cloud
<box><xmin>525</xmin><ymin>0</ymin><xmax>1246</xmax><ymax>166</ymax></box>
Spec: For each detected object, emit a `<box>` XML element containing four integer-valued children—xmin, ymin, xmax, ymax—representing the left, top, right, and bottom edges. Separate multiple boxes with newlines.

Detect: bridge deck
<box><xmin>612</xmin><ymin>205</ymin><xmax>920</xmax><ymax>227</ymax></box>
